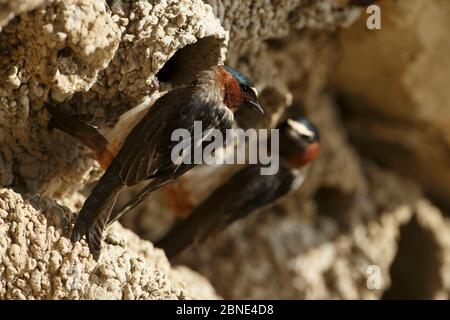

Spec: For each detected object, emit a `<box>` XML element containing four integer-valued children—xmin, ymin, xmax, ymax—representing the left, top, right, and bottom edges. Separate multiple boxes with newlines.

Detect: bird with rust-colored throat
<box><xmin>156</xmin><ymin>116</ymin><xmax>320</xmax><ymax>260</ymax></box>
<box><xmin>46</xmin><ymin>65</ymin><xmax>263</xmax><ymax>259</ymax></box>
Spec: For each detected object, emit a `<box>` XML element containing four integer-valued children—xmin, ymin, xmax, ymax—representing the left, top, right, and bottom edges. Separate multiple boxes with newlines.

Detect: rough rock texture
<box><xmin>0</xmin><ymin>188</ymin><xmax>218</xmax><ymax>299</ymax></box>
<box><xmin>173</xmin><ymin>97</ymin><xmax>446</xmax><ymax>299</ymax></box>
<box><xmin>0</xmin><ymin>0</ymin><xmax>227</xmax><ymax>299</ymax></box>
<box><xmin>332</xmin><ymin>0</ymin><xmax>450</xmax><ymax>210</ymax></box>
<box><xmin>0</xmin><ymin>0</ymin><xmax>51</xmax><ymax>31</ymax></box>
<box><xmin>0</xmin><ymin>0</ymin><xmax>226</xmax><ymax>197</ymax></box>
<box><xmin>120</xmin><ymin>1</ymin><xmax>450</xmax><ymax>300</ymax></box>
<box><xmin>1</xmin><ymin>0</ymin><xmax>449</xmax><ymax>300</ymax></box>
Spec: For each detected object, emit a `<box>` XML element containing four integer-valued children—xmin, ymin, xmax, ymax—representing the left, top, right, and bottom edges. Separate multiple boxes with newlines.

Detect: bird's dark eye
<box><xmin>242</xmin><ymin>86</ymin><xmax>256</xmax><ymax>97</ymax></box>
<box><xmin>303</xmin><ymin>135</ymin><xmax>315</xmax><ymax>143</ymax></box>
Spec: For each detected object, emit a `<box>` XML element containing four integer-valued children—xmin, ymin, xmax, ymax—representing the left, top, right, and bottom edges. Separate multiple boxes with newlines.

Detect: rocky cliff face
<box><xmin>0</xmin><ymin>0</ymin><xmax>449</xmax><ymax>299</ymax></box>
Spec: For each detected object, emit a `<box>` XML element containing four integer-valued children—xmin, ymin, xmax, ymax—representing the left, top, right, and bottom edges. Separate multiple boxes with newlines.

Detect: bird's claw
<box><xmin>71</xmin><ymin>220</ymin><xmax>101</xmax><ymax>260</ymax></box>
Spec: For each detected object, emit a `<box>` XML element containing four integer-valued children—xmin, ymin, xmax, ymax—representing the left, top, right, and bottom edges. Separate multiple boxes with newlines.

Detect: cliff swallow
<box><xmin>156</xmin><ymin>116</ymin><xmax>320</xmax><ymax>260</ymax></box>
<box><xmin>47</xmin><ymin>65</ymin><xmax>263</xmax><ymax>259</ymax></box>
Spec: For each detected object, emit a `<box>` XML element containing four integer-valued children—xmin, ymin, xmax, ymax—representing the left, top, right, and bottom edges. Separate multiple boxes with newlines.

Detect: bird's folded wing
<box><xmin>156</xmin><ymin>164</ymin><xmax>295</xmax><ymax>259</ymax></box>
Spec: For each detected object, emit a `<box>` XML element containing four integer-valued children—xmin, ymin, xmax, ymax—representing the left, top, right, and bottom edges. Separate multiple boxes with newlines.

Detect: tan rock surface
<box><xmin>1</xmin><ymin>0</ymin><xmax>449</xmax><ymax>300</ymax></box>
<box><xmin>0</xmin><ymin>188</ymin><xmax>218</xmax><ymax>299</ymax></box>
<box><xmin>332</xmin><ymin>0</ymin><xmax>450</xmax><ymax>208</ymax></box>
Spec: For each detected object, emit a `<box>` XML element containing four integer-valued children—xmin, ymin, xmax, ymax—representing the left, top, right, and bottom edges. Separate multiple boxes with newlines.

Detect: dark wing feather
<box><xmin>71</xmin><ymin>165</ymin><xmax>124</xmax><ymax>259</ymax></box>
<box><xmin>72</xmin><ymin>83</ymin><xmax>233</xmax><ymax>257</ymax></box>
<box><xmin>106</xmin><ymin>85</ymin><xmax>234</xmax><ymax>225</ymax></box>
<box><xmin>114</xmin><ymin>85</ymin><xmax>232</xmax><ymax>187</ymax></box>
<box><xmin>156</xmin><ymin>163</ymin><xmax>297</xmax><ymax>260</ymax></box>
<box><xmin>115</xmin><ymin>98</ymin><xmax>167</xmax><ymax>185</ymax></box>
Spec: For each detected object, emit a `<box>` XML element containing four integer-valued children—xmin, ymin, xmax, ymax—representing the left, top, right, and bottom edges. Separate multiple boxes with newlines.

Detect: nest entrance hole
<box><xmin>156</xmin><ymin>37</ymin><xmax>224</xmax><ymax>86</ymax></box>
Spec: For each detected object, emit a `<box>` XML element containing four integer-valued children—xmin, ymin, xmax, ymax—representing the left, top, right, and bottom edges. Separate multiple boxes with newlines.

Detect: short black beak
<box><xmin>248</xmin><ymin>100</ymin><xmax>264</xmax><ymax>114</ymax></box>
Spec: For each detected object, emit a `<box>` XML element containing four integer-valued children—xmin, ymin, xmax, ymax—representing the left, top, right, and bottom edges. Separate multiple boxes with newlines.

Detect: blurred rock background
<box><xmin>0</xmin><ymin>0</ymin><xmax>449</xmax><ymax>299</ymax></box>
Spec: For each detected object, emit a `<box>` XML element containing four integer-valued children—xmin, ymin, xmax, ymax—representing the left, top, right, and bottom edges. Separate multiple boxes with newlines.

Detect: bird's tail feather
<box><xmin>46</xmin><ymin>102</ymin><xmax>108</xmax><ymax>153</ymax></box>
<box><xmin>71</xmin><ymin>169</ymin><xmax>123</xmax><ymax>259</ymax></box>
<box><xmin>71</xmin><ymin>194</ymin><xmax>118</xmax><ymax>260</ymax></box>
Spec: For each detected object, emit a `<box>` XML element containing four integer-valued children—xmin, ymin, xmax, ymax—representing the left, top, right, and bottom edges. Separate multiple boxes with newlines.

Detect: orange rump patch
<box><xmin>163</xmin><ymin>182</ymin><xmax>194</xmax><ymax>219</ymax></box>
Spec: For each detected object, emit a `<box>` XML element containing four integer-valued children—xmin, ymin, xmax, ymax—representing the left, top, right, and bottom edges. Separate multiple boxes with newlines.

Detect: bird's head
<box><xmin>279</xmin><ymin>116</ymin><xmax>320</xmax><ymax>168</ymax></box>
<box><xmin>215</xmin><ymin>66</ymin><xmax>263</xmax><ymax>114</ymax></box>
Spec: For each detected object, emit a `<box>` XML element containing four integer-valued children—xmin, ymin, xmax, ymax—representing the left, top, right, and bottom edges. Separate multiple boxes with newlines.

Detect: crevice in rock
<box><xmin>156</xmin><ymin>37</ymin><xmax>223</xmax><ymax>86</ymax></box>
<box><xmin>425</xmin><ymin>192</ymin><xmax>450</xmax><ymax>219</ymax></box>
<box><xmin>314</xmin><ymin>187</ymin><xmax>356</xmax><ymax>230</ymax></box>
<box><xmin>382</xmin><ymin>215</ymin><xmax>442</xmax><ymax>299</ymax></box>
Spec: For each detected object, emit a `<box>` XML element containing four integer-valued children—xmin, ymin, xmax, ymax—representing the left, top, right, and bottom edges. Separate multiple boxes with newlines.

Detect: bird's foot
<box><xmin>71</xmin><ymin>219</ymin><xmax>102</xmax><ymax>261</ymax></box>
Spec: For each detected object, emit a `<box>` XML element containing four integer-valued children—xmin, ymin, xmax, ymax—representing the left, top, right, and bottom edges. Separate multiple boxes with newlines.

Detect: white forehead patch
<box><xmin>287</xmin><ymin>119</ymin><xmax>314</xmax><ymax>137</ymax></box>
<box><xmin>251</xmin><ymin>86</ymin><xmax>258</xmax><ymax>98</ymax></box>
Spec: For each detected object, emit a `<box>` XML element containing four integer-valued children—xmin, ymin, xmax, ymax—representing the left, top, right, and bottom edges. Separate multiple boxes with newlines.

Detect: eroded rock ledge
<box><xmin>1</xmin><ymin>0</ymin><xmax>449</xmax><ymax>300</ymax></box>
<box><xmin>0</xmin><ymin>188</ymin><xmax>218</xmax><ymax>299</ymax></box>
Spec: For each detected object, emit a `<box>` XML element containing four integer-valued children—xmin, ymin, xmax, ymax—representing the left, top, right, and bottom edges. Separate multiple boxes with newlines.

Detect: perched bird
<box><xmin>156</xmin><ymin>116</ymin><xmax>320</xmax><ymax>260</ymax></box>
<box><xmin>46</xmin><ymin>65</ymin><xmax>263</xmax><ymax>259</ymax></box>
